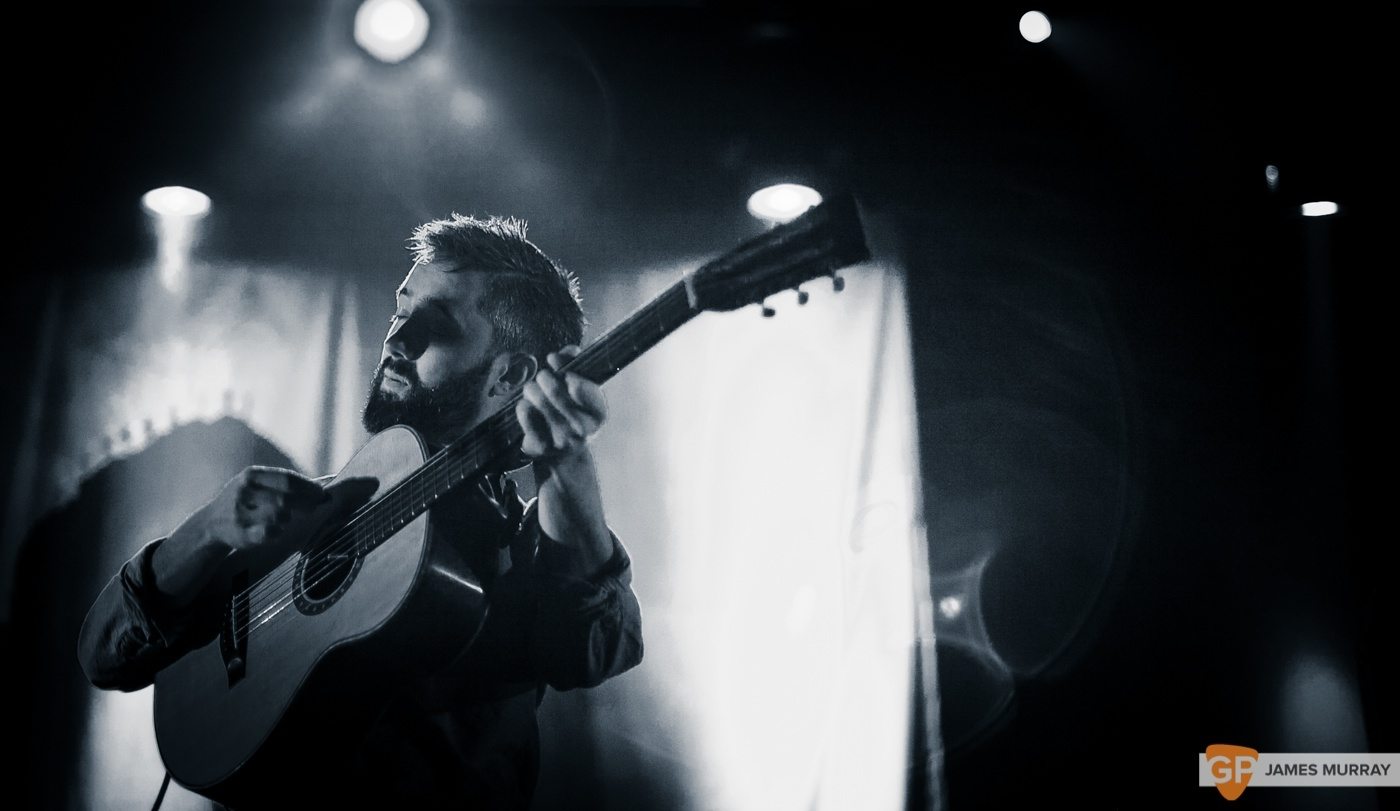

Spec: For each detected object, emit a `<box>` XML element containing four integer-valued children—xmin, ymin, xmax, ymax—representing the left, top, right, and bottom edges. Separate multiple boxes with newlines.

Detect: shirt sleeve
<box><xmin>523</xmin><ymin>502</ymin><xmax>645</xmax><ymax>691</ymax></box>
<box><xmin>76</xmin><ymin>537</ymin><xmax>222</xmax><ymax>691</ymax></box>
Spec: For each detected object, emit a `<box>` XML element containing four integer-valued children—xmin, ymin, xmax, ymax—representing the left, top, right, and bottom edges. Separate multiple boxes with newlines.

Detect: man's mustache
<box><xmin>380</xmin><ymin>359</ymin><xmax>418</xmax><ymax>385</ymax></box>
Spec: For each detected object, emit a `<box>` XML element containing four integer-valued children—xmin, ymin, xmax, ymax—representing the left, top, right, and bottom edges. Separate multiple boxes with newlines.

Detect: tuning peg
<box><xmin>761</xmin><ymin>303</ymin><xmax>776</xmax><ymax>317</ymax></box>
<box><xmin>831</xmin><ymin>273</ymin><xmax>845</xmax><ymax>293</ymax></box>
<box><xmin>795</xmin><ymin>286</ymin><xmax>809</xmax><ymax>305</ymax></box>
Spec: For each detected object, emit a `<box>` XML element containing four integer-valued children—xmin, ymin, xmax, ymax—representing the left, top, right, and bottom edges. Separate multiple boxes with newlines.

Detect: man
<box><xmin>77</xmin><ymin>215</ymin><xmax>644</xmax><ymax>808</ymax></box>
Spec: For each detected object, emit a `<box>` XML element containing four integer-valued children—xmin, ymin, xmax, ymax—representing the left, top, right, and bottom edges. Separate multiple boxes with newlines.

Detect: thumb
<box><xmin>324</xmin><ymin>476</ymin><xmax>380</xmax><ymax>516</ymax></box>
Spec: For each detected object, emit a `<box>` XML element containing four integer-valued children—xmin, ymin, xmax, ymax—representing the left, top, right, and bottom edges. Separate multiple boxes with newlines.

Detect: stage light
<box><xmin>1019</xmin><ymin>11</ymin><xmax>1052</xmax><ymax>44</ymax></box>
<box><xmin>1301</xmin><ymin>201</ymin><xmax>1338</xmax><ymax>217</ymax></box>
<box><xmin>354</xmin><ymin>0</ymin><xmax>429</xmax><ymax>64</ymax></box>
<box><xmin>1265</xmin><ymin>165</ymin><xmax>1280</xmax><ymax>191</ymax></box>
<box><xmin>141</xmin><ymin>186</ymin><xmax>210</xmax><ymax>219</ymax></box>
<box><xmin>746</xmin><ymin>183</ymin><xmax>822</xmax><ymax>224</ymax></box>
<box><xmin>141</xmin><ymin>186</ymin><xmax>209</xmax><ymax>293</ymax></box>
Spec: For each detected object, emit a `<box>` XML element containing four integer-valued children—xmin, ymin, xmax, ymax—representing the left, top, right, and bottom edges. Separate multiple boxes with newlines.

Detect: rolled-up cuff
<box><xmin>120</xmin><ymin>537</ymin><xmax>201</xmax><ymax>649</ymax></box>
<box><xmin>534</xmin><ymin>529</ymin><xmax>626</xmax><ymax>583</ymax></box>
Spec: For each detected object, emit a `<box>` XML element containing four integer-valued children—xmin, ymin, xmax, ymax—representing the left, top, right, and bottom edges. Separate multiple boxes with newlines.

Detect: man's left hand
<box><xmin>515</xmin><ymin>344</ymin><xmax>614</xmax><ymax>577</ymax></box>
<box><xmin>516</xmin><ymin>345</ymin><xmax>606</xmax><ymax>463</ymax></box>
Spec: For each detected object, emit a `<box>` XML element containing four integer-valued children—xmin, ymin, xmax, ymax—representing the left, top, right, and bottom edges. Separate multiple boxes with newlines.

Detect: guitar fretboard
<box><xmin>335</xmin><ymin>278</ymin><xmax>699</xmax><ymax>558</ymax></box>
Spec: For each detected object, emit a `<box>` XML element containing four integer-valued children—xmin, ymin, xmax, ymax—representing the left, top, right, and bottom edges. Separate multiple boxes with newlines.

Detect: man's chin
<box><xmin>362</xmin><ymin>362</ymin><xmax>488</xmax><ymax>443</ymax></box>
<box><xmin>362</xmin><ymin>392</ymin><xmax>413</xmax><ymax>435</ymax></box>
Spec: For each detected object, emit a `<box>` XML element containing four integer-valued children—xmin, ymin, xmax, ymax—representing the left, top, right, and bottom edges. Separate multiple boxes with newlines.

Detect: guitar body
<box><xmin>152</xmin><ymin>425</ymin><xmax>491</xmax><ymax>807</ymax></box>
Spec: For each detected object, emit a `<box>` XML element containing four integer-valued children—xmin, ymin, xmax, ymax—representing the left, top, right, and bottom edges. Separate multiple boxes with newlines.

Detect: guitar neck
<box><xmin>449</xmin><ymin>275</ymin><xmax>699</xmax><ymax>469</ymax></box>
<box><xmin>336</xmin><ymin>278</ymin><xmax>699</xmax><ymax>558</ymax></box>
<box><xmin>324</xmin><ymin>192</ymin><xmax>867</xmax><ymax>559</ymax></box>
<box><xmin>557</xmin><ymin>277</ymin><xmax>700</xmax><ymax>386</ymax></box>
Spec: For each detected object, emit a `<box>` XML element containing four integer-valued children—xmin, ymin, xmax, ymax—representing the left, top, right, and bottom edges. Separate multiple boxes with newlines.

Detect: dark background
<box><xmin>8</xmin><ymin>2</ymin><xmax>1388</xmax><ymax>808</ymax></box>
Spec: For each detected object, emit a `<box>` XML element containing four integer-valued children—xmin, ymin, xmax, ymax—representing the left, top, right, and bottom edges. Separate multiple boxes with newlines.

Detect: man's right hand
<box><xmin>188</xmin><ymin>466</ymin><xmax>334</xmax><ymax>552</ymax></box>
<box><xmin>153</xmin><ymin>467</ymin><xmax>377</xmax><ymax>608</ymax></box>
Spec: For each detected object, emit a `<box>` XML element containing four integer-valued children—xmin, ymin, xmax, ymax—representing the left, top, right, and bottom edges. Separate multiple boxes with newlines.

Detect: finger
<box><xmin>547</xmin><ymin>344</ymin><xmax>581</xmax><ymax>372</ymax></box>
<box><xmin>238</xmin><ymin>487</ymin><xmax>284</xmax><ymax>515</ymax></box>
<box><xmin>564</xmin><ymin>373</ymin><xmax>607</xmax><ymax>424</ymax></box>
<box><xmin>243</xmin><ymin>524</ymin><xmax>268</xmax><ymax>546</ymax></box>
<box><xmin>522</xmin><ymin>379</ymin><xmax>582</xmax><ymax>448</ymax></box>
<box><xmin>521</xmin><ymin>399</ymin><xmax>574</xmax><ymax>458</ymax></box>
<box><xmin>246</xmin><ymin>468</ymin><xmax>330</xmax><ymax>504</ymax></box>
<box><xmin>295</xmin><ymin>477</ymin><xmax>379</xmax><ymax>529</ymax></box>
<box><xmin>321</xmin><ymin>476</ymin><xmax>379</xmax><ymax>507</ymax></box>
<box><xmin>241</xmin><ymin>486</ymin><xmax>284</xmax><ymax>506</ymax></box>
<box><xmin>516</xmin><ymin>399</ymin><xmax>553</xmax><ymax>457</ymax></box>
<box><xmin>534</xmin><ymin>371</ymin><xmax>590</xmax><ymax>437</ymax></box>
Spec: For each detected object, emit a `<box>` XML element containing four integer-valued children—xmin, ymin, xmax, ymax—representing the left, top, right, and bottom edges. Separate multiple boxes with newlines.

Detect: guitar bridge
<box><xmin>219</xmin><ymin>570</ymin><xmax>250</xmax><ymax>686</ymax></box>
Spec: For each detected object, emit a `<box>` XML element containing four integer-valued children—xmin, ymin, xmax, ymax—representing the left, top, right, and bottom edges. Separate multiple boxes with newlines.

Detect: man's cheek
<box><xmin>414</xmin><ymin>361</ymin><xmax>445</xmax><ymax>389</ymax></box>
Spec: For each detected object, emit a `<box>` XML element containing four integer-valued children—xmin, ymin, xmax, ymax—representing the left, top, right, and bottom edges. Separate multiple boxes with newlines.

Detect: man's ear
<box><xmin>489</xmin><ymin>351</ymin><xmax>538</xmax><ymax>399</ymax></box>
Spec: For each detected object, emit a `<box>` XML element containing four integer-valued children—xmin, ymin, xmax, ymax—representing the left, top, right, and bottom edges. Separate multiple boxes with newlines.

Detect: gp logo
<box><xmin>1206</xmin><ymin>744</ymin><xmax>1260</xmax><ymax>800</ymax></box>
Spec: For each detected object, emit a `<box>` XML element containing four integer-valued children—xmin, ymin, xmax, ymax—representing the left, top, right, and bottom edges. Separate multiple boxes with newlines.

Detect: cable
<box><xmin>151</xmin><ymin>770</ymin><xmax>171</xmax><ymax>811</ymax></box>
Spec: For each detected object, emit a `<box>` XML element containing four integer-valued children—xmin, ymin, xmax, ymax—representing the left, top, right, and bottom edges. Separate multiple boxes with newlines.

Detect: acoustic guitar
<box><xmin>152</xmin><ymin>193</ymin><xmax>870</xmax><ymax>805</ymax></box>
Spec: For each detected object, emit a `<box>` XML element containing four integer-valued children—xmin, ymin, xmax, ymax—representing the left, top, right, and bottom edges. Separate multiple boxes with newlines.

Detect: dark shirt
<box><xmin>76</xmin><ymin>472</ymin><xmax>644</xmax><ymax>809</ymax></box>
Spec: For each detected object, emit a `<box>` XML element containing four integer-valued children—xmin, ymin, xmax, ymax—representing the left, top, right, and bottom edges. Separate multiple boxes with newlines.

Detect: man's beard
<box><xmin>361</xmin><ymin>356</ymin><xmax>494</xmax><ymax>447</ymax></box>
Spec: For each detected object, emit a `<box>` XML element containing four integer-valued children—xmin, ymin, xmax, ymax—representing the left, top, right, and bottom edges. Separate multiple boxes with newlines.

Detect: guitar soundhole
<box><xmin>294</xmin><ymin>546</ymin><xmax>363</xmax><ymax>614</ymax></box>
<box><xmin>305</xmin><ymin>556</ymin><xmax>354</xmax><ymax>600</ymax></box>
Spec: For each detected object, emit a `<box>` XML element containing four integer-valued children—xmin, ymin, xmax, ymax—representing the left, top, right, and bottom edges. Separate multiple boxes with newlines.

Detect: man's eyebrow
<box><xmin>395</xmin><ymin>289</ymin><xmax>462</xmax><ymax>326</ymax></box>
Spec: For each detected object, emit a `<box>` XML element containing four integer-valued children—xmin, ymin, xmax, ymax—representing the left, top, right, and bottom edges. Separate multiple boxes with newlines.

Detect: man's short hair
<box><xmin>408</xmin><ymin>214</ymin><xmax>585</xmax><ymax>361</ymax></box>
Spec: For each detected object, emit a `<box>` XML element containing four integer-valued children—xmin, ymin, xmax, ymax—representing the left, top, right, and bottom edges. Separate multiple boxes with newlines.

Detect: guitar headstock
<box><xmin>686</xmin><ymin>191</ymin><xmax>870</xmax><ymax>315</ymax></box>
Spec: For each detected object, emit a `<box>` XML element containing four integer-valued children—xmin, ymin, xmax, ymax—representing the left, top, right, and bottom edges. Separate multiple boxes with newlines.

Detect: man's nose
<box><xmin>384</xmin><ymin>315</ymin><xmax>427</xmax><ymax>360</ymax></box>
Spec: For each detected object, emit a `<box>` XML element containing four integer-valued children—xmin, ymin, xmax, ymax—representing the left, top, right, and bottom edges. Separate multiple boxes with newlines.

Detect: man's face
<box><xmin>361</xmin><ymin>260</ymin><xmax>499</xmax><ymax>445</ymax></box>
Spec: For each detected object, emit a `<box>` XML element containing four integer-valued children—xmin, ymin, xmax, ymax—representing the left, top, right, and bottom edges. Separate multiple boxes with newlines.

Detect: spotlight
<box><xmin>1301</xmin><ymin>201</ymin><xmax>1338</xmax><ymax>217</ymax></box>
<box><xmin>746</xmin><ymin>184</ymin><xmax>822</xmax><ymax>224</ymax></box>
<box><xmin>141</xmin><ymin>186</ymin><xmax>210</xmax><ymax>293</ymax></box>
<box><xmin>141</xmin><ymin>186</ymin><xmax>211</xmax><ymax>219</ymax></box>
<box><xmin>1019</xmin><ymin>11</ymin><xmax>1052</xmax><ymax>44</ymax></box>
<box><xmin>354</xmin><ymin>0</ymin><xmax>430</xmax><ymax>64</ymax></box>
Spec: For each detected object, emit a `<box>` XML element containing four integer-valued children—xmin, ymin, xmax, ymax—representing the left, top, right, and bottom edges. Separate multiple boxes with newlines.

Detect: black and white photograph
<box><xmin>5</xmin><ymin>2</ymin><xmax>1388</xmax><ymax>809</ymax></box>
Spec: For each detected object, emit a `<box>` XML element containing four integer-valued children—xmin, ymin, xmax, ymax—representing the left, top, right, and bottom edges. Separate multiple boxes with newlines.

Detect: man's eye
<box><xmin>388</xmin><ymin>312</ymin><xmax>452</xmax><ymax>338</ymax></box>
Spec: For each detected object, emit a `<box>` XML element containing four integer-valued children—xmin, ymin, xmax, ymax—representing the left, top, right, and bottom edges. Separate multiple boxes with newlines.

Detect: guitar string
<box><xmin>226</xmin><ymin>406</ymin><xmax>523</xmax><ymax>647</ymax></box>
<box><xmin>224</xmin><ymin>405</ymin><xmax>516</xmax><ymax>643</ymax></box>
<box><xmin>235</xmin><ymin>395</ymin><xmax>523</xmax><ymax>610</ymax></box>
<box><xmin>234</xmin><ymin>280</ymin><xmax>687</xmax><ymax>613</ymax></box>
<box><xmin>225</xmin><ymin>286</ymin><xmax>682</xmax><ymax>645</ymax></box>
<box><xmin>234</xmin><ymin>279</ymin><xmax>687</xmax><ymax>610</ymax></box>
<box><xmin>224</xmin><ymin>284</ymin><xmax>691</xmax><ymax>646</ymax></box>
<box><xmin>225</xmin><ymin>400</ymin><xmax>528</xmax><ymax>645</ymax></box>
